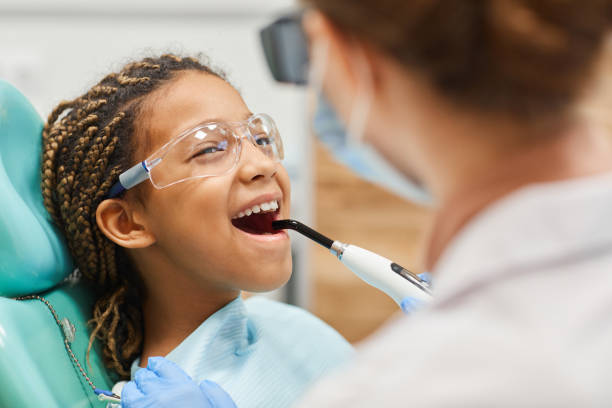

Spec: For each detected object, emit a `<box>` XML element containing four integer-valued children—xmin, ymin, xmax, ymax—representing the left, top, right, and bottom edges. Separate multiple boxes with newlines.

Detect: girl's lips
<box><xmin>234</xmin><ymin>228</ymin><xmax>289</xmax><ymax>243</ymax></box>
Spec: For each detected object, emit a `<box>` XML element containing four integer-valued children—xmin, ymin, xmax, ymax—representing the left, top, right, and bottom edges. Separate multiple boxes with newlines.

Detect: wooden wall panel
<box><xmin>310</xmin><ymin>142</ymin><xmax>433</xmax><ymax>343</ymax></box>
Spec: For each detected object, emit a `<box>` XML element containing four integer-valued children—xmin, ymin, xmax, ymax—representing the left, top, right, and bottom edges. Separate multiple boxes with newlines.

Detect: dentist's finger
<box><xmin>121</xmin><ymin>380</ymin><xmax>144</xmax><ymax>407</ymax></box>
<box><xmin>147</xmin><ymin>356</ymin><xmax>192</xmax><ymax>382</ymax></box>
<box><xmin>134</xmin><ymin>367</ymin><xmax>163</xmax><ymax>394</ymax></box>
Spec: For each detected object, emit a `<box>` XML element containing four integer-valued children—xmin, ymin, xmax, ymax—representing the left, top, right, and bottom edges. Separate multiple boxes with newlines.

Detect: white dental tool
<box><xmin>272</xmin><ymin>220</ymin><xmax>432</xmax><ymax>305</ymax></box>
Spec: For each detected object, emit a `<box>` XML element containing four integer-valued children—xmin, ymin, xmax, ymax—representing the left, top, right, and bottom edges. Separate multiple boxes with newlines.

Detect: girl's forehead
<box><xmin>144</xmin><ymin>72</ymin><xmax>250</xmax><ymax>153</ymax></box>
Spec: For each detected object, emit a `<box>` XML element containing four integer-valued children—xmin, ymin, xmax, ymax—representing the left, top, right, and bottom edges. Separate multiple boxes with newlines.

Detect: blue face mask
<box><xmin>313</xmin><ymin>95</ymin><xmax>433</xmax><ymax>205</ymax></box>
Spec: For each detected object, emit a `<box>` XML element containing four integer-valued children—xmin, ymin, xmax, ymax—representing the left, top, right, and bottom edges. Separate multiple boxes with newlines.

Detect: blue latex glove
<box><xmin>400</xmin><ymin>272</ymin><xmax>432</xmax><ymax>314</ymax></box>
<box><xmin>121</xmin><ymin>356</ymin><xmax>237</xmax><ymax>408</ymax></box>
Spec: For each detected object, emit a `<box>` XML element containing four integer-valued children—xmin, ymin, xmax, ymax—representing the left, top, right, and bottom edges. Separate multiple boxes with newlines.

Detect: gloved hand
<box><xmin>400</xmin><ymin>272</ymin><xmax>432</xmax><ymax>314</ymax></box>
<box><xmin>121</xmin><ymin>356</ymin><xmax>237</xmax><ymax>408</ymax></box>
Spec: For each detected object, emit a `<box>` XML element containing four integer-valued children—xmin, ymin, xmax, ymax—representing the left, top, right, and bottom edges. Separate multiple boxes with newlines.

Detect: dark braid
<box><xmin>41</xmin><ymin>54</ymin><xmax>227</xmax><ymax>378</ymax></box>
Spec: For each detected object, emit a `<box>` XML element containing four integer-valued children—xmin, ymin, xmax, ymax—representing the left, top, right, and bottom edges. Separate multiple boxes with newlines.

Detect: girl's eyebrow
<box><xmin>200</xmin><ymin>112</ymin><xmax>254</xmax><ymax>125</ymax></box>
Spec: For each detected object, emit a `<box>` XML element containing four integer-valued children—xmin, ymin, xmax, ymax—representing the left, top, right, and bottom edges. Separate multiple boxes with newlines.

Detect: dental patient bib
<box><xmin>126</xmin><ymin>296</ymin><xmax>353</xmax><ymax>408</ymax></box>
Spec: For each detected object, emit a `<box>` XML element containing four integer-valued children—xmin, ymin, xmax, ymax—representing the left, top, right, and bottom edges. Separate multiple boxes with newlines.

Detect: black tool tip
<box><xmin>271</xmin><ymin>219</ymin><xmax>334</xmax><ymax>249</ymax></box>
<box><xmin>272</xmin><ymin>219</ymin><xmax>299</xmax><ymax>230</ymax></box>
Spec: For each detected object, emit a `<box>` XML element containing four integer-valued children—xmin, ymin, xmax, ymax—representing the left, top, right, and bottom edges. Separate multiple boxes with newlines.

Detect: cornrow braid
<box><xmin>41</xmin><ymin>54</ymin><xmax>228</xmax><ymax>378</ymax></box>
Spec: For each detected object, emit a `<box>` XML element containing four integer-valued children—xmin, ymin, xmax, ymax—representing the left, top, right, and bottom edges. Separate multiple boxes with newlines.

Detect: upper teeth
<box><xmin>233</xmin><ymin>200</ymin><xmax>279</xmax><ymax>219</ymax></box>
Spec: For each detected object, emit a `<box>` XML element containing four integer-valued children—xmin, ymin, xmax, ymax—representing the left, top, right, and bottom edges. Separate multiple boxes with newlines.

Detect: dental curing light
<box><xmin>272</xmin><ymin>220</ymin><xmax>432</xmax><ymax>305</ymax></box>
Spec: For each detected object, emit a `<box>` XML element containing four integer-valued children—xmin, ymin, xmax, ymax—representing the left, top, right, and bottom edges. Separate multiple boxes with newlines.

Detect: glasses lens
<box><xmin>147</xmin><ymin>123</ymin><xmax>238</xmax><ymax>188</ymax></box>
<box><xmin>249</xmin><ymin>114</ymin><xmax>284</xmax><ymax>161</ymax></box>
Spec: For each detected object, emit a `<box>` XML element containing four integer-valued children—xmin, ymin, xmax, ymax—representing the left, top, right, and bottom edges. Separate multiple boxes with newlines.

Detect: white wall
<box><xmin>0</xmin><ymin>0</ymin><xmax>312</xmax><ymax>306</ymax></box>
<box><xmin>0</xmin><ymin>0</ymin><xmax>294</xmax><ymax>14</ymax></box>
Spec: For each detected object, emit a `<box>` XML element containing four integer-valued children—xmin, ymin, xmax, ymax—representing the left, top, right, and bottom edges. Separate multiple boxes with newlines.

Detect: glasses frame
<box><xmin>107</xmin><ymin>113</ymin><xmax>283</xmax><ymax>198</ymax></box>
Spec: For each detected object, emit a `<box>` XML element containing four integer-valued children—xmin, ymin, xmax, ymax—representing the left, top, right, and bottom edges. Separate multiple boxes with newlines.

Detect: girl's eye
<box><xmin>256</xmin><ymin>136</ymin><xmax>273</xmax><ymax>146</ymax></box>
<box><xmin>191</xmin><ymin>141</ymin><xmax>228</xmax><ymax>158</ymax></box>
<box><xmin>199</xmin><ymin>147</ymin><xmax>220</xmax><ymax>155</ymax></box>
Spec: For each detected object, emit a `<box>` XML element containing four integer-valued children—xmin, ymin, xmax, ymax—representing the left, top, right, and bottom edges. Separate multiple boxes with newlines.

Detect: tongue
<box><xmin>232</xmin><ymin>212</ymin><xmax>277</xmax><ymax>234</ymax></box>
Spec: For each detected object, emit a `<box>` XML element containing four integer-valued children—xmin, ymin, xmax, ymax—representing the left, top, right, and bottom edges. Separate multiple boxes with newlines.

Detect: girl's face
<box><xmin>131</xmin><ymin>71</ymin><xmax>292</xmax><ymax>293</ymax></box>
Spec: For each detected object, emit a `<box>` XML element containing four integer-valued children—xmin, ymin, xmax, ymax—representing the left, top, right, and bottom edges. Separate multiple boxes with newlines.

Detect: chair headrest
<box><xmin>0</xmin><ymin>80</ymin><xmax>73</xmax><ymax>297</ymax></box>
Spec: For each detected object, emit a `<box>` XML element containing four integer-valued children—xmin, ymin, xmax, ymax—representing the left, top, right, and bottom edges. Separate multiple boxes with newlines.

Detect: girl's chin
<box><xmin>240</xmin><ymin>267</ymin><xmax>292</xmax><ymax>293</ymax></box>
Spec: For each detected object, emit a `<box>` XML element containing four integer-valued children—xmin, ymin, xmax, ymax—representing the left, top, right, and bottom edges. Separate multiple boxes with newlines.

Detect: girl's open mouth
<box><xmin>231</xmin><ymin>200</ymin><xmax>282</xmax><ymax>235</ymax></box>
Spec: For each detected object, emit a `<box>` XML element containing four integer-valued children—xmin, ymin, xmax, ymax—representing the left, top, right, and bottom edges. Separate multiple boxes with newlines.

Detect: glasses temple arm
<box><xmin>107</xmin><ymin>161</ymin><xmax>149</xmax><ymax>198</ymax></box>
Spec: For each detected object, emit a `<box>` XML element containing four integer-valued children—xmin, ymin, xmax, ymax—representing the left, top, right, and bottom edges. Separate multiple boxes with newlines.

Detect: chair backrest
<box><xmin>0</xmin><ymin>80</ymin><xmax>114</xmax><ymax>407</ymax></box>
<box><xmin>0</xmin><ymin>80</ymin><xmax>72</xmax><ymax>295</ymax></box>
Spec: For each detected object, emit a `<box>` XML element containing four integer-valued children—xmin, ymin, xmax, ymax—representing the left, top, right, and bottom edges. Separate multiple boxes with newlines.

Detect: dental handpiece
<box><xmin>272</xmin><ymin>219</ymin><xmax>432</xmax><ymax>305</ymax></box>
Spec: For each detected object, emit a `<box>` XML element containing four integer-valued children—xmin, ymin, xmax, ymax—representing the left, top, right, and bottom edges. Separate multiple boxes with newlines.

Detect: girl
<box><xmin>42</xmin><ymin>54</ymin><xmax>352</xmax><ymax>407</ymax></box>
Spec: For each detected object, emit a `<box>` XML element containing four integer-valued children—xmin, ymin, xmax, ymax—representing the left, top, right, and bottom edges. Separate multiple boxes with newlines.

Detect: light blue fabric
<box><xmin>313</xmin><ymin>94</ymin><xmax>433</xmax><ymax>205</ymax></box>
<box><xmin>131</xmin><ymin>296</ymin><xmax>353</xmax><ymax>408</ymax></box>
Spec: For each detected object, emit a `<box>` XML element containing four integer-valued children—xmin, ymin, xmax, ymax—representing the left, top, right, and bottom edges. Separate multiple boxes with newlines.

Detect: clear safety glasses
<box><xmin>108</xmin><ymin>113</ymin><xmax>284</xmax><ymax>198</ymax></box>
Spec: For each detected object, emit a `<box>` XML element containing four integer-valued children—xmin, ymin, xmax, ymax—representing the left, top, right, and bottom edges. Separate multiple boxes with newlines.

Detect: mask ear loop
<box><xmin>346</xmin><ymin>45</ymin><xmax>373</xmax><ymax>146</ymax></box>
<box><xmin>307</xmin><ymin>38</ymin><xmax>330</xmax><ymax>125</ymax></box>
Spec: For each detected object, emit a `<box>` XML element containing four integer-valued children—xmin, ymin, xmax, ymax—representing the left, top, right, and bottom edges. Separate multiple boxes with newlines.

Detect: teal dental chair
<box><xmin>0</xmin><ymin>80</ymin><xmax>115</xmax><ymax>407</ymax></box>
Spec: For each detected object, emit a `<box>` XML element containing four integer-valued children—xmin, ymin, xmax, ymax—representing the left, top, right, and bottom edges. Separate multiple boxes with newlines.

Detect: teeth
<box><xmin>233</xmin><ymin>200</ymin><xmax>280</xmax><ymax>219</ymax></box>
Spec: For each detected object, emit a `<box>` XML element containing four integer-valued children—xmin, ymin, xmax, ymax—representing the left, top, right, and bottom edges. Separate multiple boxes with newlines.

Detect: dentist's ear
<box><xmin>96</xmin><ymin>198</ymin><xmax>156</xmax><ymax>248</ymax></box>
<box><xmin>307</xmin><ymin>10</ymin><xmax>383</xmax><ymax>79</ymax></box>
<box><xmin>303</xmin><ymin>9</ymin><xmax>357</xmax><ymax>86</ymax></box>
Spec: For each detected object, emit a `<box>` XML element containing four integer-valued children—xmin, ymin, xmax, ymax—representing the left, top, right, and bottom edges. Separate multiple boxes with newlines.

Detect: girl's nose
<box><xmin>237</xmin><ymin>137</ymin><xmax>278</xmax><ymax>182</ymax></box>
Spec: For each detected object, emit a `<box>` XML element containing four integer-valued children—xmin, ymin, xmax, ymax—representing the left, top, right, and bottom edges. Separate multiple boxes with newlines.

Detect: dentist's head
<box><xmin>302</xmin><ymin>1</ymin><xmax>612</xmax><ymax>207</ymax></box>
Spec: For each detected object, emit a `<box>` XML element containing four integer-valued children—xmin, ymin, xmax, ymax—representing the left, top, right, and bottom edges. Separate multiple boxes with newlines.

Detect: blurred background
<box><xmin>0</xmin><ymin>0</ymin><xmax>431</xmax><ymax>344</ymax></box>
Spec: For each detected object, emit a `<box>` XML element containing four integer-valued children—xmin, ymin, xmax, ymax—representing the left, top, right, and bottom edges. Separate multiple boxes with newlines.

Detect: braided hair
<box><xmin>41</xmin><ymin>54</ymin><xmax>227</xmax><ymax>378</ymax></box>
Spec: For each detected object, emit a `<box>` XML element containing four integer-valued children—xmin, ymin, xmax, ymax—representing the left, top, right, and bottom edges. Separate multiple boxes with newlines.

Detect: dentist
<box><xmin>296</xmin><ymin>1</ymin><xmax>612</xmax><ymax>405</ymax></box>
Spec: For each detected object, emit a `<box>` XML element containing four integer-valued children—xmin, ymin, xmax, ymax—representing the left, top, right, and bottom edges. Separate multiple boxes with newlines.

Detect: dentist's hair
<box><xmin>304</xmin><ymin>0</ymin><xmax>612</xmax><ymax>118</ymax></box>
<box><xmin>41</xmin><ymin>54</ymin><xmax>227</xmax><ymax>378</ymax></box>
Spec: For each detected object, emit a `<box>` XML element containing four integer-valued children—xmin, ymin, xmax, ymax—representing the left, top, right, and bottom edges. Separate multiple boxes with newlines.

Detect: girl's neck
<box><xmin>138</xmin><ymin>279</ymin><xmax>239</xmax><ymax>369</ymax></box>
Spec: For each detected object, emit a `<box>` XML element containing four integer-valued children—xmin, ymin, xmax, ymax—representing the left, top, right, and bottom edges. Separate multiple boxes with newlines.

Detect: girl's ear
<box><xmin>96</xmin><ymin>198</ymin><xmax>156</xmax><ymax>248</ymax></box>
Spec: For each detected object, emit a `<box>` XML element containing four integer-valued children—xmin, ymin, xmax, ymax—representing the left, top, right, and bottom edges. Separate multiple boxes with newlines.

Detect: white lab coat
<box><xmin>297</xmin><ymin>172</ymin><xmax>612</xmax><ymax>407</ymax></box>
